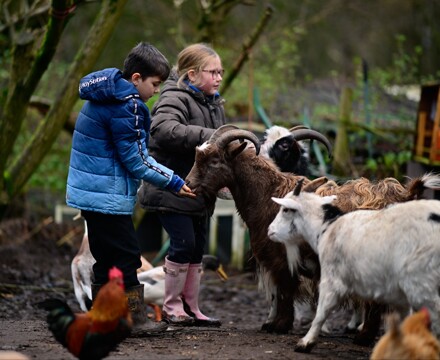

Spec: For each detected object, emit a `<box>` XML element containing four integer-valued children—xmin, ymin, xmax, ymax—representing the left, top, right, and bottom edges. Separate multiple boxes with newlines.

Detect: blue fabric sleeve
<box><xmin>165</xmin><ymin>175</ymin><xmax>185</xmax><ymax>193</ymax></box>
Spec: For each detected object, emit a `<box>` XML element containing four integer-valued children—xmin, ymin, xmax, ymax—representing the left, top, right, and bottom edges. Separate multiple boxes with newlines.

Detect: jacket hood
<box><xmin>79</xmin><ymin>68</ymin><xmax>140</xmax><ymax>103</ymax></box>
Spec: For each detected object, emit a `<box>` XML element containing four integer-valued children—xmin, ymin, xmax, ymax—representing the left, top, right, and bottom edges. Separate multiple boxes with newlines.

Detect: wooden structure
<box><xmin>413</xmin><ymin>83</ymin><xmax>440</xmax><ymax>165</ymax></box>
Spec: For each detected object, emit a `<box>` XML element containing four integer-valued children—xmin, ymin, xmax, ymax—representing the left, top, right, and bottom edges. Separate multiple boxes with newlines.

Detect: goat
<box><xmin>185</xmin><ymin>124</ymin><xmax>440</xmax><ymax>340</ymax></box>
<box><xmin>268</xmin><ymin>180</ymin><xmax>440</xmax><ymax>353</ymax></box>
<box><xmin>260</xmin><ymin>125</ymin><xmax>332</xmax><ymax>175</ymax></box>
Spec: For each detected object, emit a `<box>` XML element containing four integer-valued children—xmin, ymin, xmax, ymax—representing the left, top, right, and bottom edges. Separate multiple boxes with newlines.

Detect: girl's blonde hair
<box><xmin>176</xmin><ymin>43</ymin><xmax>220</xmax><ymax>88</ymax></box>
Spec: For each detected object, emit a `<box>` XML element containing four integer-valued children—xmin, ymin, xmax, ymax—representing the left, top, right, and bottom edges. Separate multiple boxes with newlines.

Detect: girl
<box><xmin>138</xmin><ymin>43</ymin><xmax>226</xmax><ymax>326</ymax></box>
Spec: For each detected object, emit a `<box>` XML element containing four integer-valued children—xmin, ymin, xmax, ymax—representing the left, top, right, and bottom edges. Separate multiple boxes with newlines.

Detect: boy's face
<box><xmin>132</xmin><ymin>74</ymin><xmax>162</xmax><ymax>102</ymax></box>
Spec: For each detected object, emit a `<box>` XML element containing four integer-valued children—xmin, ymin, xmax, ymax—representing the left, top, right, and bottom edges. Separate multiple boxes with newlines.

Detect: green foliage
<box><xmin>364</xmin><ymin>150</ymin><xmax>412</xmax><ymax>181</ymax></box>
<box><xmin>224</xmin><ymin>25</ymin><xmax>303</xmax><ymax>120</ymax></box>
<box><xmin>10</xmin><ymin>108</ymin><xmax>70</xmax><ymax>196</ymax></box>
<box><xmin>373</xmin><ymin>34</ymin><xmax>439</xmax><ymax>86</ymax></box>
<box><xmin>27</xmin><ymin>133</ymin><xmax>71</xmax><ymax>194</ymax></box>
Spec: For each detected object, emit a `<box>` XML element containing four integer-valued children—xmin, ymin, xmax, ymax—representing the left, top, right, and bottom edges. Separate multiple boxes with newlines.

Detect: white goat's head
<box><xmin>268</xmin><ymin>180</ymin><xmax>337</xmax><ymax>246</ymax></box>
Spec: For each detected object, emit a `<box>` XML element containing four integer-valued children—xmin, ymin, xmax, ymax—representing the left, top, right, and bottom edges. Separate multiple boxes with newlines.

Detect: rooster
<box><xmin>39</xmin><ymin>267</ymin><xmax>132</xmax><ymax>360</ymax></box>
<box><xmin>371</xmin><ymin>308</ymin><xmax>440</xmax><ymax>360</ymax></box>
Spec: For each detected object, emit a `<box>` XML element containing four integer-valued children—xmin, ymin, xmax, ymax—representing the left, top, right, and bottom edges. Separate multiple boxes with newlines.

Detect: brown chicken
<box><xmin>39</xmin><ymin>267</ymin><xmax>132</xmax><ymax>360</ymax></box>
<box><xmin>371</xmin><ymin>308</ymin><xmax>440</xmax><ymax>360</ymax></box>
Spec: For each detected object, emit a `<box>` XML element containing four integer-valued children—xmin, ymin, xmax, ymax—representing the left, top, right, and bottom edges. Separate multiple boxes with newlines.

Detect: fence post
<box><xmin>332</xmin><ymin>87</ymin><xmax>353</xmax><ymax>177</ymax></box>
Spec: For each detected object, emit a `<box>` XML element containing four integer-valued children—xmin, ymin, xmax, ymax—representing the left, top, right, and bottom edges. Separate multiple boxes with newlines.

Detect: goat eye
<box><xmin>283</xmin><ymin>208</ymin><xmax>295</xmax><ymax>214</ymax></box>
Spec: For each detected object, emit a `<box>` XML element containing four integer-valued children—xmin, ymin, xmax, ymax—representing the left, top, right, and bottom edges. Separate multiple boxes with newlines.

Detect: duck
<box><xmin>138</xmin><ymin>254</ymin><xmax>228</xmax><ymax>321</ymax></box>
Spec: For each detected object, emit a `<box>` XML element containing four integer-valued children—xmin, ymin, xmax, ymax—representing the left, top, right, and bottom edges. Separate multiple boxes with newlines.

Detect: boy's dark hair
<box><xmin>122</xmin><ymin>42</ymin><xmax>170</xmax><ymax>81</ymax></box>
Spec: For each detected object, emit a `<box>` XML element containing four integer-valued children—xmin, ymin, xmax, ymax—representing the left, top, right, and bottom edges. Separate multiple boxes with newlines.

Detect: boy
<box><xmin>66</xmin><ymin>42</ymin><xmax>195</xmax><ymax>334</ymax></box>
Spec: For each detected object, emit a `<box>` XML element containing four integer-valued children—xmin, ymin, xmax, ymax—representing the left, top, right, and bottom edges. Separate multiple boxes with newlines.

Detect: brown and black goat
<box><xmin>185</xmin><ymin>125</ymin><xmax>440</xmax><ymax>343</ymax></box>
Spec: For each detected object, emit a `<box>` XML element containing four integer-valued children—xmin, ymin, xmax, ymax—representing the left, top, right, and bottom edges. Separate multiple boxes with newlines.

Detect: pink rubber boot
<box><xmin>162</xmin><ymin>257</ymin><xmax>194</xmax><ymax>325</ymax></box>
<box><xmin>182</xmin><ymin>263</ymin><xmax>221</xmax><ymax>327</ymax></box>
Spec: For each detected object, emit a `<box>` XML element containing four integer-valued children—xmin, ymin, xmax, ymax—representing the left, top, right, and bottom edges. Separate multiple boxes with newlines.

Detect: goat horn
<box><xmin>215</xmin><ymin>129</ymin><xmax>261</xmax><ymax>155</ymax></box>
<box><xmin>288</xmin><ymin>125</ymin><xmax>309</xmax><ymax>132</ymax></box>
<box><xmin>293</xmin><ymin>178</ymin><xmax>304</xmax><ymax>196</ymax></box>
<box><xmin>208</xmin><ymin>124</ymin><xmax>241</xmax><ymax>144</ymax></box>
<box><xmin>289</xmin><ymin>128</ymin><xmax>332</xmax><ymax>157</ymax></box>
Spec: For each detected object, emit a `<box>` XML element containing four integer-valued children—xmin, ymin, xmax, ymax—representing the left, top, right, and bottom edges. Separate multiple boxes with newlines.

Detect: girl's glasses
<box><xmin>202</xmin><ymin>69</ymin><xmax>225</xmax><ymax>79</ymax></box>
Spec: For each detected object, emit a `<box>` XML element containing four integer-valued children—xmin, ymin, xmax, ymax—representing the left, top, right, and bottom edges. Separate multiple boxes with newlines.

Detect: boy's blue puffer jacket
<box><xmin>66</xmin><ymin>68</ymin><xmax>183</xmax><ymax>215</ymax></box>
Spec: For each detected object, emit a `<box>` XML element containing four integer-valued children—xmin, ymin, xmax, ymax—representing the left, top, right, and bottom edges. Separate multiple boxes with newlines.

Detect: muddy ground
<box><xmin>0</xmin><ymin>219</ymin><xmax>375</xmax><ymax>360</ymax></box>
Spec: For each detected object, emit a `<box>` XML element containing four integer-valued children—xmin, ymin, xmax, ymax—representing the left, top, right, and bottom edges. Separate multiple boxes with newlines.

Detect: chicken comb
<box><xmin>108</xmin><ymin>266</ymin><xmax>123</xmax><ymax>280</ymax></box>
<box><xmin>420</xmin><ymin>307</ymin><xmax>430</xmax><ymax>323</ymax></box>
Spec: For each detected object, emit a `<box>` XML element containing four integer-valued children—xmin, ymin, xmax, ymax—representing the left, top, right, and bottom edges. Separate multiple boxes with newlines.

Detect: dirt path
<box><xmin>0</xmin><ymin>221</ymin><xmax>374</xmax><ymax>360</ymax></box>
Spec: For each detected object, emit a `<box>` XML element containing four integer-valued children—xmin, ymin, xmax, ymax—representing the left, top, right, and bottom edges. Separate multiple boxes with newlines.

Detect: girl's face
<box><xmin>132</xmin><ymin>74</ymin><xmax>162</xmax><ymax>102</ymax></box>
<box><xmin>189</xmin><ymin>56</ymin><xmax>223</xmax><ymax>96</ymax></box>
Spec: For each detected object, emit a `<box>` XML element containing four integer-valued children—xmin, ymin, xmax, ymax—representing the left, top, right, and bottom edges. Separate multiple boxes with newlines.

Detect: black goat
<box><xmin>260</xmin><ymin>125</ymin><xmax>332</xmax><ymax>175</ymax></box>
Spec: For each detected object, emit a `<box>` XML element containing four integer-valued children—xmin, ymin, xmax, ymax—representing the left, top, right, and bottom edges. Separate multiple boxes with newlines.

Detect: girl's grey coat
<box><xmin>138</xmin><ymin>73</ymin><xmax>226</xmax><ymax>215</ymax></box>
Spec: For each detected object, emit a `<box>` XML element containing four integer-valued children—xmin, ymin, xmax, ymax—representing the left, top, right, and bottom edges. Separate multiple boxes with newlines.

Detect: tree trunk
<box><xmin>0</xmin><ymin>0</ymin><xmax>76</xmax><ymax>214</ymax></box>
<box><xmin>0</xmin><ymin>0</ymin><xmax>128</xmax><ymax>218</ymax></box>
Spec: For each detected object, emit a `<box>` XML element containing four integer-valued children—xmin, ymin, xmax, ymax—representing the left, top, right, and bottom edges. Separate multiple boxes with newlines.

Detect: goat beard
<box><xmin>202</xmin><ymin>192</ymin><xmax>217</xmax><ymax>217</ymax></box>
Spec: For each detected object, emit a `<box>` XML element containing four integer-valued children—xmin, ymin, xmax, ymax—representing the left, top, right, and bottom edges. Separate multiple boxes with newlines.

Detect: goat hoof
<box><xmin>260</xmin><ymin>323</ymin><xmax>273</xmax><ymax>333</ymax></box>
<box><xmin>294</xmin><ymin>341</ymin><xmax>314</xmax><ymax>353</ymax></box>
<box><xmin>261</xmin><ymin>321</ymin><xmax>290</xmax><ymax>334</ymax></box>
<box><xmin>344</xmin><ymin>326</ymin><xmax>358</xmax><ymax>334</ymax></box>
<box><xmin>353</xmin><ymin>333</ymin><xmax>376</xmax><ymax>347</ymax></box>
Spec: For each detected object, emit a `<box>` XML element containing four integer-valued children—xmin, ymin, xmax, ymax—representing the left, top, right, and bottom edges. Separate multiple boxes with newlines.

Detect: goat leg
<box><xmin>353</xmin><ymin>301</ymin><xmax>384</xmax><ymax>346</ymax></box>
<box><xmin>261</xmin><ymin>291</ymin><xmax>294</xmax><ymax>333</ymax></box>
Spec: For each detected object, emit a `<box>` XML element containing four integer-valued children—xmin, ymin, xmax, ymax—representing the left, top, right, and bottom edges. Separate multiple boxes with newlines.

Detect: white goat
<box><xmin>268</xmin><ymin>184</ymin><xmax>440</xmax><ymax>353</ymax></box>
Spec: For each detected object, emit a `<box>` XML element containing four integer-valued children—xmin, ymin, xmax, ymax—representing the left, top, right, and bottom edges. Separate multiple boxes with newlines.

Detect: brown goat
<box><xmin>186</xmin><ymin>125</ymin><xmax>440</xmax><ymax>341</ymax></box>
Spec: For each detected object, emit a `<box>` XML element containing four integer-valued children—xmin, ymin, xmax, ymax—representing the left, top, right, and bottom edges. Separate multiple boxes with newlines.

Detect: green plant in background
<box><xmin>373</xmin><ymin>34</ymin><xmax>437</xmax><ymax>86</ymax></box>
<box><xmin>9</xmin><ymin>107</ymin><xmax>70</xmax><ymax>196</ymax></box>
<box><xmin>223</xmin><ymin>25</ymin><xmax>303</xmax><ymax>120</ymax></box>
<box><xmin>364</xmin><ymin>150</ymin><xmax>412</xmax><ymax>181</ymax></box>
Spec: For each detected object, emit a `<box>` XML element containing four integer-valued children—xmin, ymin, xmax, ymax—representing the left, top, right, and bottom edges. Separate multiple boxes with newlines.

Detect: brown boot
<box><xmin>126</xmin><ymin>284</ymin><xmax>168</xmax><ymax>336</ymax></box>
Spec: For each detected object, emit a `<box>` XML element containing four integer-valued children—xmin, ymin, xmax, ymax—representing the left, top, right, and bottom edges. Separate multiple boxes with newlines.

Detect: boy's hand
<box><xmin>178</xmin><ymin>184</ymin><xmax>196</xmax><ymax>198</ymax></box>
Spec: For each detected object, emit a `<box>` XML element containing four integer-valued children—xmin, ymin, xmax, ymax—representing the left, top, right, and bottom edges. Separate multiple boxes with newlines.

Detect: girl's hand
<box><xmin>178</xmin><ymin>184</ymin><xmax>196</xmax><ymax>198</ymax></box>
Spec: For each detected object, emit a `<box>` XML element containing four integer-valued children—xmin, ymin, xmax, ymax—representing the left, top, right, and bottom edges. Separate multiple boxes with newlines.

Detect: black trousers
<box><xmin>158</xmin><ymin>212</ymin><xmax>207</xmax><ymax>264</ymax></box>
<box><xmin>82</xmin><ymin>210</ymin><xmax>141</xmax><ymax>288</ymax></box>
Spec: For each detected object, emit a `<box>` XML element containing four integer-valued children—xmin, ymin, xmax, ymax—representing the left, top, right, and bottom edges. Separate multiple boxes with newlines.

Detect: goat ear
<box><xmin>226</xmin><ymin>141</ymin><xmax>248</xmax><ymax>160</ymax></box>
<box><xmin>271</xmin><ymin>197</ymin><xmax>300</xmax><ymax>211</ymax></box>
<box><xmin>303</xmin><ymin>177</ymin><xmax>328</xmax><ymax>193</ymax></box>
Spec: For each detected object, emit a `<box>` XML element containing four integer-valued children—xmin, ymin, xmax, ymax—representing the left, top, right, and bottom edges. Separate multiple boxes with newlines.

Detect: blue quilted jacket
<box><xmin>66</xmin><ymin>68</ymin><xmax>184</xmax><ymax>215</ymax></box>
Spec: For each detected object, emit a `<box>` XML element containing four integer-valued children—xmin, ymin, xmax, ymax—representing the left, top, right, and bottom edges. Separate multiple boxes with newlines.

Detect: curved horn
<box><xmin>289</xmin><ymin>128</ymin><xmax>332</xmax><ymax>157</ymax></box>
<box><xmin>208</xmin><ymin>124</ymin><xmax>241</xmax><ymax>144</ymax></box>
<box><xmin>288</xmin><ymin>125</ymin><xmax>309</xmax><ymax>132</ymax></box>
<box><xmin>293</xmin><ymin>178</ymin><xmax>304</xmax><ymax>196</ymax></box>
<box><xmin>215</xmin><ymin>129</ymin><xmax>261</xmax><ymax>155</ymax></box>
